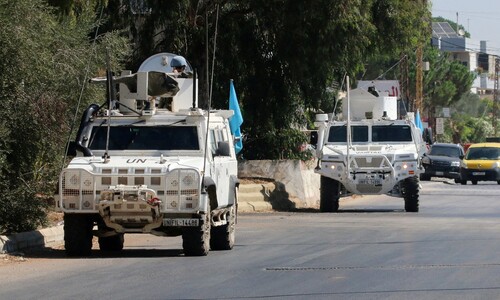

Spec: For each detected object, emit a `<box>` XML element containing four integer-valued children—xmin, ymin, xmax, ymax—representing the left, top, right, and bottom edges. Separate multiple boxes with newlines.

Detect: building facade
<box><xmin>432</xmin><ymin>22</ymin><xmax>496</xmax><ymax>96</ymax></box>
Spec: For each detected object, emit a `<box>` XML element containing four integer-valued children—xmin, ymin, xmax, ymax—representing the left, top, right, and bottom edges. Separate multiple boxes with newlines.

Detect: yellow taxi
<box><xmin>459</xmin><ymin>142</ymin><xmax>500</xmax><ymax>185</ymax></box>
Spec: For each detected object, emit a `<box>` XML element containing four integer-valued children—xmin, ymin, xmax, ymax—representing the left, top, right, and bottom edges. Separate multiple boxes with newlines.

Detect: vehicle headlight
<box><xmin>166</xmin><ymin>169</ymin><xmax>200</xmax><ymax>210</ymax></box>
<box><xmin>493</xmin><ymin>162</ymin><xmax>500</xmax><ymax>169</ymax></box>
<box><xmin>64</xmin><ymin>171</ymin><xmax>80</xmax><ymax>189</ymax></box>
<box><xmin>62</xmin><ymin>169</ymin><xmax>94</xmax><ymax>190</ymax></box>
<box><xmin>181</xmin><ymin>173</ymin><xmax>196</xmax><ymax>188</ymax></box>
<box><xmin>395</xmin><ymin>161</ymin><xmax>417</xmax><ymax>173</ymax></box>
<box><xmin>450</xmin><ymin>161</ymin><xmax>460</xmax><ymax>167</ymax></box>
<box><xmin>422</xmin><ymin>156</ymin><xmax>430</xmax><ymax>164</ymax></box>
<box><xmin>328</xmin><ymin>163</ymin><xmax>343</xmax><ymax>172</ymax></box>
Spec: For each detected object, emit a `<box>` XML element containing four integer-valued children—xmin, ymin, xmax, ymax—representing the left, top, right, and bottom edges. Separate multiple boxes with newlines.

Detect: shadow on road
<box><xmin>338</xmin><ymin>208</ymin><xmax>405</xmax><ymax>213</ymax></box>
<box><xmin>20</xmin><ymin>247</ymin><xmax>185</xmax><ymax>259</ymax></box>
<box><xmin>287</xmin><ymin>208</ymin><xmax>405</xmax><ymax>213</ymax></box>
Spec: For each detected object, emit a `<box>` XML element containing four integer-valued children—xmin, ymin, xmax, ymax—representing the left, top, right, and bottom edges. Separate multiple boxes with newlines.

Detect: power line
<box><xmin>436</xmin><ymin>38</ymin><xmax>500</xmax><ymax>57</ymax></box>
<box><xmin>434</xmin><ymin>9</ymin><xmax>500</xmax><ymax>17</ymax></box>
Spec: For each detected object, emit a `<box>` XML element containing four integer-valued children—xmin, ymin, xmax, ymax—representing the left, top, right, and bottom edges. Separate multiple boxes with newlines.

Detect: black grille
<box><xmin>432</xmin><ymin>160</ymin><xmax>450</xmax><ymax>167</ymax></box>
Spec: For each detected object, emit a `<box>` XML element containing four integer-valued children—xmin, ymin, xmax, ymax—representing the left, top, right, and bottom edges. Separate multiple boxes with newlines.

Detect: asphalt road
<box><xmin>1</xmin><ymin>180</ymin><xmax>500</xmax><ymax>300</ymax></box>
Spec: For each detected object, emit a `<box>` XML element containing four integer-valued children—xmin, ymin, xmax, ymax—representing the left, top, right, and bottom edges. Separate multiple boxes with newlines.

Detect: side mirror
<box><xmin>66</xmin><ymin>141</ymin><xmax>77</xmax><ymax>156</ymax></box>
<box><xmin>423</xmin><ymin>128</ymin><xmax>434</xmax><ymax>145</ymax></box>
<box><xmin>459</xmin><ymin>155</ymin><xmax>464</xmax><ymax>160</ymax></box>
<box><xmin>216</xmin><ymin>141</ymin><xmax>231</xmax><ymax>157</ymax></box>
<box><xmin>309</xmin><ymin>131</ymin><xmax>318</xmax><ymax>146</ymax></box>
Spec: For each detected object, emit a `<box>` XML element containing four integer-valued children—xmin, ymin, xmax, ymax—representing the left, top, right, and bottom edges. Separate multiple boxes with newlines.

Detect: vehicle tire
<box><xmin>64</xmin><ymin>214</ymin><xmax>94</xmax><ymax>257</ymax></box>
<box><xmin>98</xmin><ymin>234</ymin><xmax>124</xmax><ymax>251</ymax></box>
<box><xmin>402</xmin><ymin>176</ymin><xmax>419</xmax><ymax>212</ymax></box>
<box><xmin>472</xmin><ymin>180</ymin><xmax>478</xmax><ymax>185</ymax></box>
<box><xmin>210</xmin><ymin>205</ymin><xmax>236</xmax><ymax>250</ymax></box>
<box><xmin>460</xmin><ymin>180</ymin><xmax>467</xmax><ymax>185</ymax></box>
<box><xmin>182</xmin><ymin>206</ymin><xmax>211</xmax><ymax>256</ymax></box>
<box><xmin>497</xmin><ymin>180</ymin><xmax>500</xmax><ymax>185</ymax></box>
<box><xmin>320</xmin><ymin>176</ymin><xmax>340</xmax><ymax>212</ymax></box>
<box><xmin>419</xmin><ymin>174</ymin><xmax>431</xmax><ymax>181</ymax></box>
<box><xmin>454</xmin><ymin>178</ymin><xmax>460</xmax><ymax>184</ymax></box>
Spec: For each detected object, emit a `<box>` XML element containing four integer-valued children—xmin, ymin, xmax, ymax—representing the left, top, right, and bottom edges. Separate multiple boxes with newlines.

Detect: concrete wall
<box><xmin>238</xmin><ymin>159</ymin><xmax>320</xmax><ymax>209</ymax></box>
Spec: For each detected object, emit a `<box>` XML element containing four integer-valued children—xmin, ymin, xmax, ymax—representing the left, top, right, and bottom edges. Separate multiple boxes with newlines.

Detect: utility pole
<box><xmin>415</xmin><ymin>46</ymin><xmax>423</xmax><ymax>112</ymax></box>
<box><xmin>494</xmin><ymin>58</ymin><xmax>499</xmax><ymax>136</ymax></box>
<box><xmin>415</xmin><ymin>0</ymin><xmax>427</xmax><ymax>113</ymax></box>
<box><xmin>398</xmin><ymin>54</ymin><xmax>410</xmax><ymax>118</ymax></box>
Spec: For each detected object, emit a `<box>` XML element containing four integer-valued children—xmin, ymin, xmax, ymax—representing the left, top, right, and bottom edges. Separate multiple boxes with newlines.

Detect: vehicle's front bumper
<box><xmin>460</xmin><ymin>168</ymin><xmax>500</xmax><ymax>182</ymax></box>
<box><xmin>422</xmin><ymin>164</ymin><xmax>461</xmax><ymax>179</ymax></box>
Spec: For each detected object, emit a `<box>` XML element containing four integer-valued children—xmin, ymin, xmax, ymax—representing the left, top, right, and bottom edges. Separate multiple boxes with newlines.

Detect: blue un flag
<box><xmin>415</xmin><ymin>110</ymin><xmax>424</xmax><ymax>133</ymax></box>
<box><xmin>229</xmin><ymin>80</ymin><xmax>243</xmax><ymax>154</ymax></box>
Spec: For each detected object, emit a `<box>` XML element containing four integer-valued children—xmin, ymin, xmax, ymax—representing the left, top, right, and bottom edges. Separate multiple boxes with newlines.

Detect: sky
<box><xmin>431</xmin><ymin>0</ymin><xmax>500</xmax><ymax>55</ymax></box>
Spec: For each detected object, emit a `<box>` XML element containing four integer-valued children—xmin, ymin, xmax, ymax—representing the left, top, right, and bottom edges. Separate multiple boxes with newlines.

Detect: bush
<box><xmin>0</xmin><ymin>186</ymin><xmax>48</xmax><ymax>235</ymax></box>
<box><xmin>242</xmin><ymin>128</ymin><xmax>313</xmax><ymax>161</ymax></box>
<box><xmin>0</xmin><ymin>0</ymin><xmax>130</xmax><ymax>234</ymax></box>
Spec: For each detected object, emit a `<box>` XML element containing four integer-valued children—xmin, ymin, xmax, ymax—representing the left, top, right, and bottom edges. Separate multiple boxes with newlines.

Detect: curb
<box><xmin>0</xmin><ymin>225</ymin><xmax>64</xmax><ymax>254</ymax></box>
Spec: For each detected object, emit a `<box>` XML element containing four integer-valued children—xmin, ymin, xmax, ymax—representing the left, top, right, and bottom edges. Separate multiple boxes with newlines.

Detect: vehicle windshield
<box><xmin>327</xmin><ymin>125</ymin><xmax>413</xmax><ymax>143</ymax></box>
<box><xmin>88</xmin><ymin>126</ymin><xmax>200</xmax><ymax>151</ymax></box>
<box><xmin>328</xmin><ymin>126</ymin><xmax>368</xmax><ymax>142</ymax></box>
<box><xmin>429</xmin><ymin>146</ymin><xmax>461</xmax><ymax>157</ymax></box>
<box><xmin>466</xmin><ymin>147</ymin><xmax>500</xmax><ymax>160</ymax></box>
<box><xmin>372</xmin><ymin>125</ymin><xmax>413</xmax><ymax>142</ymax></box>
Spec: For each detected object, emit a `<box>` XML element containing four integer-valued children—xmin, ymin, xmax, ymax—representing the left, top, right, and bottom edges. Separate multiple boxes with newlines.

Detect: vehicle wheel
<box><xmin>419</xmin><ymin>174</ymin><xmax>431</xmax><ymax>181</ymax></box>
<box><xmin>472</xmin><ymin>180</ymin><xmax>478</xmax><ymax>185</ymax></box>
<box><xmin>402</xmin><ymin>176</ymin><xmax>419</xmax><ymax>212</ymax></box>
<box><xmin>320</xmin><ymin>176</ymin><xmax>340</xmax><ymax>212</ymax></box>
<box><xmin>460</xmin><ymin>180</ymin><xmax>467</xmax><ymax>185</ymax></box>
<box><xmin>64</xmin><ymin>214</ymin><xmax>94</xmax><ymax>257</ymax></box>
<box><xmin>454</xmin><ymin>178</ymin><xmax>460</xmax><ymax>184</ymax></box>
<box><xmin>497</xmin><ymin>180</ymin><xmax>500</xmax><ymax>185</ymax></box>
<box><xmin>182</xmin><ymin>206</ymin><xmax>211</xmax><ymax>256</ymax></box>
<box><xmin>98</xmin><ymin>234</ymin><xmax>124</xmax><ymax>251</ymax></box>
<box><xmin>210</xmin><ymin>205</ymin><xmax>236</xmax><ymax>250</ymax></box>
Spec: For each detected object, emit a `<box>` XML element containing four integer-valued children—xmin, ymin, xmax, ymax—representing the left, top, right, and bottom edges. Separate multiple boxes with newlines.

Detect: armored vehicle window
<box><xmin>372</xmin><ymin>125</ymin><xmax>412</xmax><ymax>142</ymax></box>
<box><xmin>209</xmin><ymin>130</ymin><xmax>217</xmax><ymax>155</ymax></box>
<box><xmin>328</xmin><ymin>126</ymin><xmax>368</xmax><ymax>143</ymax></box>
<box><xmin>209</xmin><ymin>128</ymin><xmax>229</xmax><ymax>156</ymax></box>
<box><xmin>89</xmin><ymin>126</ymin><xmax>199</xmax><ymax>150</ymax></box>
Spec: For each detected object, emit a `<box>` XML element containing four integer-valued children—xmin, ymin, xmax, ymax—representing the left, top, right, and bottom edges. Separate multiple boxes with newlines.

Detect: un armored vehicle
<box><xmin>57</xmin><ymin>53</ymin><xmax>239</xmax><ymax>256</ymax></box>
<box><xmin>313</xmin><ymin>86</ymin><xmax>426</xmax><ymax>212</ymax></box>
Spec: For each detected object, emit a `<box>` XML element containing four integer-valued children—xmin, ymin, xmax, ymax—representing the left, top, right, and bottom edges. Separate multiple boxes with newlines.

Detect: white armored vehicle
<box><xmin>58</xmin><ymin>53</ymin><xmax>239</xmax><ymax>256</ymax></box>
<box><xmin>313</xmin><ymin>84</ymin><xmax>426</xmax><ymax>212</ymax></box>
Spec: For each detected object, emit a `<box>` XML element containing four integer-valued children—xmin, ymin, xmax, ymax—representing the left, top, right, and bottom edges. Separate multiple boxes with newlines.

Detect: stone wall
<box><xmin>238</xmin><ymin>159</ymin><xmax>320</xmax><ymax>209</ymax></box>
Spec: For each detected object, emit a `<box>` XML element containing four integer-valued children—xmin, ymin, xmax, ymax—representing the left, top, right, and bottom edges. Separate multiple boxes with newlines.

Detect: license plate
<box><xmin>359</xmin><ymin>179</ymin><xmax>382</xmax><ymax>185</ymax></box>
<box><xmin>472</xmin><ymin>172</ymin><xmax>485</xmax><ymax>176</ymax></box>
<box><xmin>163</xmin><ymin>219</ymin><xmax>199</xmax><ymax>227</ymax></box>
<box><xmin>435</xmin><ymin>171</ymin><xmax>444</xmax><ymax>176</ymax></box>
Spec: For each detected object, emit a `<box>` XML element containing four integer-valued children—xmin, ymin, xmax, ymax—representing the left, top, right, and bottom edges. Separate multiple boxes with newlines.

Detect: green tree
<box><xmin>445</xmin><ymin>116</ymin><xmax>493</xmax><ymax>143</ymax></box>
<box><xmin>0</xmin><ymin>0</ymin><xmax>129</xmax><ymax>234</ymax></box>
<box><xmin>442</xmin><ymin>93</ymin><xmax>492</xmax><ymax>143</ymax></box>
<box><xmin>408</xmin><ymin>45</ymin><xmax>475</xmax><ymax>136</ymax></box>
<box><xmin>208</xmin><ymin>0</ymin><xmax>430</xmax><ymax>159</ymax></box>
<box><xmin>75</xmin><ymin>0</ymin><xmax>430</xmax><ymax>160</ymax></box>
